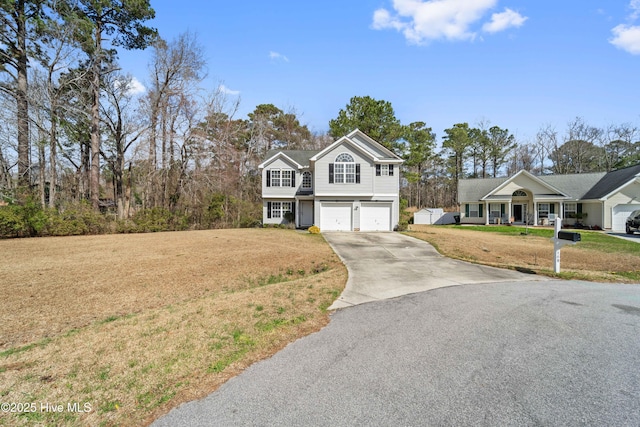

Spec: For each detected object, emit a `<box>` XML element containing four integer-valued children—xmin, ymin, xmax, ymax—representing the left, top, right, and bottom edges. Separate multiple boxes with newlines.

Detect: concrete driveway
<box><xmin>325</xmin><ymin>232</ymin><xmax>552</xmax><ymax>309</ymax></box>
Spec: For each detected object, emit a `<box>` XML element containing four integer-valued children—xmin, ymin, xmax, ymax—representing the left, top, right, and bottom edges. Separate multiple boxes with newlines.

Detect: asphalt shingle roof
<box><xmin>263</xmin><ymin>150</ymin><xmax>320</xmax><ymax>167</ymax></box>
<box><xmin>581</xmin><ymin>163</ymin><xmax>640</xmax><ymax>199</ymax></box>
<box><xmin>459</xmin><ymin>163</ymin><xmax>640</xmax><ymax>201</ymax></box>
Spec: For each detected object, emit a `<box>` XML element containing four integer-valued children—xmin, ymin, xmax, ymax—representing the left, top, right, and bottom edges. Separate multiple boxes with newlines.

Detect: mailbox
<box><xmin>558</xmin><ymin>231</ymin><xmax>581</xmax><ymax>242</ymax></box>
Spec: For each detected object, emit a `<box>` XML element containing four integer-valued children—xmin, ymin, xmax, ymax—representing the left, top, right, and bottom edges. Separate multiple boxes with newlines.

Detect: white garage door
<box><xmin>612</xmin><ymin>204</ymin><xmax>640</xmax><ymax>232</ymax></box>
<box><xmin>320</xmin><ymin>203</ymin><xmax>352</xmax><ymax>231</ymax></box>
<box><xmin>360</xmin><ymin>203</ymin><xmax>392</xmax><ymax>231</ymax></box>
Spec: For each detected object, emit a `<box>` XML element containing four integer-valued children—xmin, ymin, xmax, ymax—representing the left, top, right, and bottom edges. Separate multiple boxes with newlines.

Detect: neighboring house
<box><xmin>259</xmin><ymin>129</ymin><xmax>404</xmax><ymax>231</ymax></box>
<box><xmin>458</xmin><ymin>163</ymin><xmax>640</xmax><ymax>231</ymax></box>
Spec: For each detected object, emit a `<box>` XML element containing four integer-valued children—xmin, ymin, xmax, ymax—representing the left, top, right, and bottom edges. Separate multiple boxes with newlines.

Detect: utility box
<box><xmin>558</xmin><ymin>231</ymin><xmax>581</xmax><ymax>242</ymax></box>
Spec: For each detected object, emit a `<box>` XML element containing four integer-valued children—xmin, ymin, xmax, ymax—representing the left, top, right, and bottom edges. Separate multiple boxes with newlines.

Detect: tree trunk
<box><xmin>16</xmin><ymin>0</ymin><xmax>30</xmax><ymax>188</ymax></box>
<box><xmin>48</xmin><ymin>112</ymin><xmax>58</xmax><ymax>208</ymax></box>
<box><xmin>90</xmin><ymin>24</ymin><xmax>102</xmax><ymax>210</ymax></box>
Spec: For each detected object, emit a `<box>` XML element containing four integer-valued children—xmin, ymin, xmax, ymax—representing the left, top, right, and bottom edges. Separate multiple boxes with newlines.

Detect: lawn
<box><xmin>0</xmin><ymin>229</ymin><xmax>346</xmax><ymax>426</ymax></box>
<box><xmin>407</xmin><ymin>224</ymin><xmax>640</xmax><ymax>282</ymax></box>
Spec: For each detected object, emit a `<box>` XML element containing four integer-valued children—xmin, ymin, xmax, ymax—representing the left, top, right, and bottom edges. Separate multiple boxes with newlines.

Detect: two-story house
<box><xmin>259</xmin><ymin>129</ymin><xmax>404</xmax><ymax>231</ymax></box>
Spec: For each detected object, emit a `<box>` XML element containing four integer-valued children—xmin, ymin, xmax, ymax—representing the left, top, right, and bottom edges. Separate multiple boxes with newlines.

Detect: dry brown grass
<box><xmin>0</xmin><ymin>229</ymin><xmax>346</xmax><ymax>426</ymax></box>
<box><xmin>407</xmin><ymin>224</ymin><xmax>640</xmax><ymax>282</ymax></box>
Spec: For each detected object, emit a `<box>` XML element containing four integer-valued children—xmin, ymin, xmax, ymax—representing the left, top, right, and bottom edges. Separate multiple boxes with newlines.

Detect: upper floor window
<box><xmin>329</xmin><ymin>153</ymin><xmax>360</xmax><ymax>184</ymax></box>
<box><xmin>266</xmin><ymin>169</ymin><xmax>296</xmax><ymax>188</ymax></box>
<box><xmin>376</xmin><ymin>164</ymin><xmax>394</xmax><ymax>176</ymax></box>
<box><xmin>334</xmin><ymin>153</ymin><xmax>355</xmax><ymax>184</ymax></box>
<box><xmin>302</xmin><ymin>171</ymin><xmax>312</xmax><ymax>189</ymax></box>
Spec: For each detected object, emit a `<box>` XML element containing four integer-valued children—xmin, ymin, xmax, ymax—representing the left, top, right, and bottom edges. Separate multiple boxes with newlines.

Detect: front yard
<box><xmin>0</xmin><ymin>229</ymin><xmax>346</xmax><ymax>426</ymax></box>
<box><xmin>407</xmin><ymin>224</ymin><xmax>640</xmax><ymax>283</ymax></box>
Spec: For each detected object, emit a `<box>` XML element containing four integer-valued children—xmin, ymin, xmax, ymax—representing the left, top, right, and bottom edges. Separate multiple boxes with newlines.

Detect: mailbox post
<box><xmin>550</xmin><ymin>217</ymin><xmax>581</xmax><ymax>273</ymax></box>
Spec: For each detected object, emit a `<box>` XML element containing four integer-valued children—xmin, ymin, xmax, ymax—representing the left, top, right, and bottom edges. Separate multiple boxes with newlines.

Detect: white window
<box><xmin>468</xmin><ymin>203</ymin><xmax>480</xmax><ymax>218</ymax></box>
<box><xmin>271</xmin><ymin>202</ymin><xmax>282</xmax><ymax>218</ymax></box>
<box><xmin>271</xmin><ymin>170</ymin><xmax>280</xmax><ymax>187</ymax></box>
<box><xmin>302</xmin><ymin>172</ymin><xmax>312</xmax><ymax>189</ymax></box>
<box><xmin>489</xmin><ymin>203</ymin><xmax>502</xmax><ymax>220</ymax></box>
<box><xmin>538</xmin><ymin>203</ymin><xmax>550</xmax><ymax>218</ymax></box>
<box><xmin>335</xmin><ymin>153</ymin><xmax>355</xmax><ymax>184</ymax></box>
<box><xmin>270</xmin><ymin>202</ymin><xmax>292</xmax><ymax>219</ymax></box>
<box><xmin>281</xmin><ymin>170</ymin><xmax>292</xmax><ymax>187</ymax></box>
<box><xmin>381</xmin><ymin>164</ymin><xmax>389</xmax><ymax>176</ymax></box>
<box><xmin>564</xmin><ymin>202</ymin><xmax>577</xmax><ymax>218</ymax></box>
<box><xmin>268</xmin><ymin>169</ymin><xmax>295</xmax><ymax>187</ymax></box>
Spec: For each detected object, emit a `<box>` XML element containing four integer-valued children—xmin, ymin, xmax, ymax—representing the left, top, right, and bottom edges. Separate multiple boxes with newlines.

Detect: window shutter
<box><xmin>465</xmin><ymin>204</ymin><xmax>470</xmax><ymax>217</ymax></box>
<box><xmin>266</xmin><ymin>170</ymin><xmax>271</xmax><ymax>187</ymax></box>
<box><xmin>479</xmin><ymin>204</ymin><xmax>484</xmax><ymax>218</ymax></box>
<box><xmin>550</xmin><ymin>204</ymin><xmax>555</xmax><ymax>214</ymax></box>
<box><xmin>291</xmin><ymin>204</ymin><xmax>296</xmax><ymax>222</ymax></box>
<box><xmin>389</xmin><ymin>165</ymin><xmax>394</xmax><ymax>176</ymax></box>
<box><xmin>577</xmin><ymin>203</ymin><xmax>583</xmax><ymax>214</ymax></box>
<box><xmin>291</xmin><ymin>171</ymin><xmax>296</xmax><ymax>188</ymax></box>
<box><xmin>267</xmin><ymin>202</ymin><xmax>272</xmax><ymax>219</ymax></box>
<box><xmin>356</xmin><ymin>164</ymin><xmax>361</xmax><ymax>183</ymax></box>
<box><xmin>329</xmin><ymin>163</ymin><xmax>334</xmax><ymax>184</ymax></box>
<box><xmin>501</xmin><ymin>204</ymin><xmax>505</xmax><ymax>215</ymax></box>
<box><xmin>376</xmin><ymin>164</ymin><xmax>381</xmax><ymax>176</ymax></box>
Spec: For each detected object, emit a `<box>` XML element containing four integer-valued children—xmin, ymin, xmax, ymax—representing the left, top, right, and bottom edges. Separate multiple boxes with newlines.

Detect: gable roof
<box><xmin>258</xmin><ymin>150</ymin><xmax>319</xmax><ymax>169</ymax></box>
<box><xmin>482</xmin><ymin>170</ymin><xmax>569</xmax><ymax>200</ymax></box>
<box><xmin>581</xmin><ymin>163</ymin><xmax>640</xmax><ymax>200</ymax></box>
<box><xmin>310</xmin><ymin>129</ymin><xmax>403</xmax><ymax>163</ymax></box>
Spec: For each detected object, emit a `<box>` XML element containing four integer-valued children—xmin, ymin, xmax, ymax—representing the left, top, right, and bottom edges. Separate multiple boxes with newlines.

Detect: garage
<box><xmin>320</xmin><ymin>203</ymin><xmax>352</xmax><ymax>231</ymax></box>
<box><xmin>360</xmin><ymin>203</ymin><xmax>392</xmax><ymax>231</ymax></box>
<box><xmin>612</xmin><ymin>204</ymin><xmax>640</xmax><ymax>232</ymax></box>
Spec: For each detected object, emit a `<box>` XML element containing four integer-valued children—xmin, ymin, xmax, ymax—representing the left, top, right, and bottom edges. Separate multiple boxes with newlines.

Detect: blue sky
<box><xmin>117</xmin><ymin>0</ymin><xmax>640</xmax><ymax>145</ymax></box>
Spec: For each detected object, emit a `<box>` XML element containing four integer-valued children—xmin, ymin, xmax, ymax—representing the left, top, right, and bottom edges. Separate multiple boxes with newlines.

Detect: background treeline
<box><xmin>1</xmin><ymin>2</ymin><xmax>639</xmax><ymax>237</ymax></box>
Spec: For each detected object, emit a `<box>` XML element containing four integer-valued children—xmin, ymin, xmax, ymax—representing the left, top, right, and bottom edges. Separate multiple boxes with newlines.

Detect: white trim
<box><xmin>314</xmin><ymin>193</ymin><xmax>375</xmax><ymax>197</ymax></box>
<box><xmin>600</xmin><ymin>176</ymin><xmax>640</xmax><ymax>200</ymax></box>
<box><xmin>481</xmin><ymin>170</ymin><xmax>569</xmax><ymax>200</ymax></box>
<box><xmin>346</xmin><ymin>129</ymin><xmax>403</xmax><ymax>160</ymax></box>
<box><xmin>258</xmin><ymin>152</ymin><xmax>304</xmax><ymax>170</ymax></box>
<box><xmin>310</xmin><ymin>136</ymin><xmax>377</xmax><ymax>162</ymax></box>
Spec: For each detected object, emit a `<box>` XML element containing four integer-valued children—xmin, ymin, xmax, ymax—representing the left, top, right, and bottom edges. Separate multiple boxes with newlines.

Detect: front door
<box><xmin>513</xmin><ymin>204</ymin><xmax>527</xmax><ymax>223</ymax></box>
<box><xmin>299</xmin><ymin>201</ymin><xmax>314</xmax><ymax>227</ymax></box>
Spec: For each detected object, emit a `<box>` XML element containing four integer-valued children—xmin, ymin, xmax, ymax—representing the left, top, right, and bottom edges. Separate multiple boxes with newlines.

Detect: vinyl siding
<box><xmin>262</xmin><ymin>158</ymin><xmax>299</xmax><ymax>197</ymax></box>
<box><xmin>314</xmin><ymin>144</ymin><xmax>373</xmax><ymax>196</ymax></box>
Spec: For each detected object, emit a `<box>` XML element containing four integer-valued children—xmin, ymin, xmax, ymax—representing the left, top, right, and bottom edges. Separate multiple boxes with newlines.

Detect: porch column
<box><xmin>508</xmin><ymin>201</ymin><xmax>512</xmax><ymax>224</ymax></box>
<box><xmin>295</xmin><ymin>199</ymin><xmax>299</xmax><ymax>228</ymax></box>
<box><xmin>533</xmin><ymin>200</ymin><xmax>538</xmax><ymax>226</ymax></box>
<box><xmin>485</xmin><ymin>200</ymin><xmax>489</xmax><ymax>225</ymax></box>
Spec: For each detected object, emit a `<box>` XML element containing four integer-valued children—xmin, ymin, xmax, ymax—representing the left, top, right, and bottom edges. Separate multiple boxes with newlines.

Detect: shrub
<box><xmin>0</xmin><ymin>205</ymin><xmax>27</xmax><ymax>238</ymax></box>
<box><xmin>128</xmin><ymin>208</ymin><xmax>188</xmax><ymax>233</ymax></box>
<box><xmin>308</xmin><ymin>225</ymin><xmax>320</xmax><ymax>234</ymax></box>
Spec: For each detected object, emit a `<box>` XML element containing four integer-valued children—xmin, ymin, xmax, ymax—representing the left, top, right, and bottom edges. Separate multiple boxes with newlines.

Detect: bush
<box><xmin>308</xmin><ymin>225</ymin><xmax>320</xmax><ymax>234</ymax></box>
<box><xmin>44</xmin><ymin>202</ymin><xmax>109</xmax><ymax>236</ymax></box>
<box><xmin>126</xmin><ymin>208</ymin><xmax>188</xmax><ymax>233</ymax></box>
<box><xmin>0</xmin><ymin>205</ymin><xmax>28</xmax><ymax>238</ymax></box>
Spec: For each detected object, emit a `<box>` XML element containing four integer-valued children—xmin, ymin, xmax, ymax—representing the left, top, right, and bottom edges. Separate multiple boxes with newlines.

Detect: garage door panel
<box><xmin>613</xmin><ymin>204</ymin><xmax>640</xmax><ymax>232</ymax></box>
<box><xmin>320</xmin><ymin>203</ymin><xmax>352</xmax><ymax>231</ymax></box>
<box><xmin>361</xmin><ymin>203</ymin><xmax>391</xmax><ymax>231</ymax></box>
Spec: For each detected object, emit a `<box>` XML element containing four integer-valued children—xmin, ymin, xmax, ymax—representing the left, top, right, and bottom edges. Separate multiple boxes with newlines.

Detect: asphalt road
<box><xmin>153</xmin><ymin>280</ymin><xmax>640</xmax><ymax>427</ymax></box>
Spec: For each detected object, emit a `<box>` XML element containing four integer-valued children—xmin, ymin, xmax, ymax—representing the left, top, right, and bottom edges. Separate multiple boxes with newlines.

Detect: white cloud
<box><xmin>631</xmin><ymin>0</ymin><xmax>640</xmax><ymax>20</ymax></box>
<box><xmin>610</xmin><ymin>24</ymin><xmax>640</xmax><ymax>54</ymax></box>
<box><xmin>269</xmin><ymin>51</ymin><xmax>289</xmax><ymax>62</ymax></box>
<box><xmin>218</xmin><ymin>84</ymin><xmax>240</xmax><ymax>96</ymax></box>
<box><xmin>610</xmin><ymin>1</ymin><xmax>640</xmax><ymax>54</ymax></box>
<box><xmin>128</xmin><ymin>77</ymin><xmax>146</xmax><ymax>95</ymax></box>
<box><xmin>482</xmin><ymin>8</ymin><xmax>527</xmax><ymax>33</ymax></box>
<box><xmin>372</xmin><ymin>0</ymin><xmax>526</xmax><ymax>44</ymax></box>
